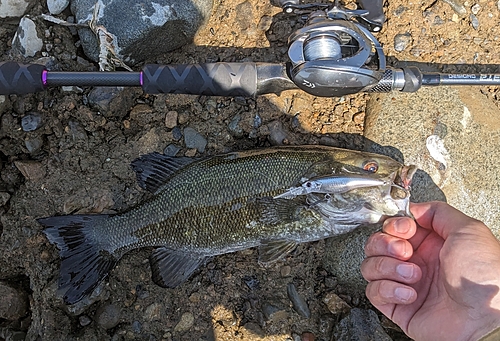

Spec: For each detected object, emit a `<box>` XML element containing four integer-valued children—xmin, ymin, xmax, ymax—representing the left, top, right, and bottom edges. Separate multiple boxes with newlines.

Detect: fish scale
<box><xmin>39</xmin><ymin>146</ymin><xmax>416</xmax><ymax>304</ymax></box>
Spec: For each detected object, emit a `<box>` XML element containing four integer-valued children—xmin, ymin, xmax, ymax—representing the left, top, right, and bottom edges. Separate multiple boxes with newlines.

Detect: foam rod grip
<box><xmin>142</xmin><ymin>63</ymin><xmax>258</xmax><ymax>97</ymax></box>
<box><xmin>0</xmin><ymin>62</ymin><xmax>46</xmax><ymax>95</ymax></box>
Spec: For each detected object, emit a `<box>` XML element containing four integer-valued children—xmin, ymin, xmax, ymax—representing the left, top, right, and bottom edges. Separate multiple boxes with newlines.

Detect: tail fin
<box><xmin>38</xmin><ymin>215</ymin><xmax>117</xmax><ymax>305</ymax></box>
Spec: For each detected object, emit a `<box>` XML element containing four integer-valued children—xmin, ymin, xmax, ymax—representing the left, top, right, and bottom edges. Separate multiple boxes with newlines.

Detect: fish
<box><xmin>38</xmin><ymin>145</ymin><xmax>417</xmax><ymax>305</ymax></box>
<box><xmin>273</xmin><ymin>174</ymin><xmax>390</xmax><ymax>199</ymax></box>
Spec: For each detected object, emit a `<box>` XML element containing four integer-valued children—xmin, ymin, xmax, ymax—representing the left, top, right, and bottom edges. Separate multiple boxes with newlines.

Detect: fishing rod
<box><xmin>1</xmin><ymin>0</ymin><xmax>500</xmax><ymax>97</ymax></box>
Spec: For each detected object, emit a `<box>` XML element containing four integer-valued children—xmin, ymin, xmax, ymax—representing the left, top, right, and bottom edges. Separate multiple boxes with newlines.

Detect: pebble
<box><xmin>280</xmin><ymin>265</ymin><xmax>291</xmax><ymax>277</ymax></box>
<box><xmin>132</xmin><ymin>320</ymin><xmax>142</xmax><ymax>333</ymax></box>
<box><xmin>394</xmin><ymin>33</ymin><xmax>412</xmax><ymax>52</ymax></box>
<box><xmin>183</xmin><ymin>127</ymin><xmax>207</xmax><ymax>153</ymax></box>
<box><xmin>12</xmin><ymin>17</ymin><xmax>43</xmax><ymax>57</ymax></box>
<box><xmin>14</xmin><ymin>160</ymin><xmax>46</xmax><ymax>182</ymax></box>
<box><xmin>95</xmin><ymin>304</ymin><xmax>121</xmax><ymax>330</ymax></box>
<box><xmin>0</xmin><ymin>192</ymin><xmax>10</xmax><ymax>207</ymax></box>
<box><xmin>261</xmin><ymin>301</ymin><xmax>287</xmax><ymax>321</ymax></box>
<box><xmin>332</xmin><ymin>308</ymin><xmax>391</xmax><ymax>341</ymax></box>
<box><xmin>471</xmin><ymin>3</ymin><xmax>481</xmax><ymax>14</ymax></box>
<box><xmin>173</xmin><ymin>312</ymin><xmax>194</xmax><ymax>333</ymax></box>
<box><xmin>144</xmin><ymin>302</ymin><xmax>162</xmax><ymax>322</ymax></box>
<box><xmin>470</xmin><ymin>14</ymin><xmax>479</xmax><ymax>29</ymax></box>
<box><xmin>165</xmin><ymin>111</ymin><xmax>178</xmax><ymax>128</ymax></box>
<box><xmin>287</xmin><ymin>283</ymin><xmax>311</xmax><ymax>318</ymax></box>
<box><xmin>323</xmin><ymin>292</ymin><xmax>351</xmax><ymax>315</ymax></box>
<box><xmin>163</xmin><ymin>144</ymin><xmax>181</xmax><ymax>157</ymax></box>
<box><xmin>267</xmin><ymin>120</ymin><xmax>288</xmax><ymax>145</ymax></box>
<box><xmin>441</xmin><ymin>0</ymin><xmax>467</xmax><ymax>16</ymax></box>
<box><xmin>228</xmin><ymin>114</ymin><xmax>244</xmax><ymax>138</ymax></box>
<box><xmin>0</xmin><ymin>282</ymin><xmax>29</xmax><ymax>320</ymax></box>
<box><xmin>21</xmin><ymin>113</ymin><xmax>43</xmax><ymax>131</ymax></box>
<box><xmin>258</xmin><ymin>15</ymin><xmax>273</xmax><ymax>31</ymax></box>
<box><xmin>87</xmin><ymin>87</ymin><xmax>133</xmax><ymax>119</ymax></box>
<box><xmin>171</xmin><ymin>126</ymin><xmax>183</xmax><ymax>141</ymax></box>
<box><xmin>301</xmin><ymin>332</ymin><xmax>315</xmax><ymax>341</ymax></box>
<box><xmin>79</xmin><ymin>315</ymin><xmax>92</xmax><ymax>327</ymax></box>
<box><xmin>47</xmin><ymin>0</ymin><xmax>70</xmax><ymax>14</ymax></box>
<box><xmin>25</xmin><ymin>136</ymin><xmax>44</xmax><ymax>154</ymax></box>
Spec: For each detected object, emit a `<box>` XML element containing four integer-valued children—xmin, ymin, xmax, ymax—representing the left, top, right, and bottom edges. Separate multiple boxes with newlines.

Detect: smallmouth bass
<box><xmin>38</xmin><ymin>146</ymin><xmax>417</xmax><ymax>304</ymax></box>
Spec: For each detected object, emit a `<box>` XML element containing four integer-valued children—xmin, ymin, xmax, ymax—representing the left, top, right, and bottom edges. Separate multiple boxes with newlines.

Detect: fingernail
<box><xmin>396</xmin><ymin>263</ymin><xmax>414</xmax><ymax>279</ymax></box>
<box><xmin>390</xmin><ymin>240</ymin><xmax>408</xmax><ymax>257</ymax></box>
<box><xmin>394</xmin><ymin>218</ymin><xmax>410</xmax><ymax>234</ymax></box>
<box><xmin>395</xmin><ymin>287</ymin><xmax>414</xmax><ymax>302</ymax></box>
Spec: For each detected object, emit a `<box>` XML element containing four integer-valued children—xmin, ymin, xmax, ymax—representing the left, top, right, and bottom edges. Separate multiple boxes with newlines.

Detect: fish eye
<box><xmin>363</xmin><ymin>161</ymin><xmax>379</xmax><ymax>173</ymax></box>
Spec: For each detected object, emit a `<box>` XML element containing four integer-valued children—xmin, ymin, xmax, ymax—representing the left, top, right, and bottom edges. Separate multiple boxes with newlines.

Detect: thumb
<box><xmin>409</xmin><ymin>202</ymin><xmax>485</xmax><ymax>240</ymax></box>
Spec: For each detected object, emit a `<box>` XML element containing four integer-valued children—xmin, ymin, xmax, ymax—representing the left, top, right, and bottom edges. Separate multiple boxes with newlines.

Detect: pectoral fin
<box><xmin>258</xmin><ymin>197</ymin><xmax>304</xmax><ymax>225</ymax></box>
<box><xmin>149</xmin><ymin>247</ymin><xmax>206</xmax><ymax>288</ymax></box>
<box><xmin>258</xmin><ymin>240</ymin><xmax>298</xmax><ymax>265</ymax></box>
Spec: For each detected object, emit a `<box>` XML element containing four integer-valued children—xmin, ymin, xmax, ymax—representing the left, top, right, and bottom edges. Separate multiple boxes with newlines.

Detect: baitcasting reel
<box><xmin>282</xmin><ymin>0</ymin><xmax>387</xmax><ymax>96</ymax></box>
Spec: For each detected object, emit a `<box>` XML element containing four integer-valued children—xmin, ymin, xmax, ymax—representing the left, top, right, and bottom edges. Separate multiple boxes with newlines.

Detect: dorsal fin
<box><xmin>131</xmin><ymin>152</ymin><xmax>196</xmax><ymax>193</ymax></box>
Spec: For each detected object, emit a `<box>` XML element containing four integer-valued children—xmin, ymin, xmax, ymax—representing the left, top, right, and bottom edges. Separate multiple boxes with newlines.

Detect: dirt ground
<box><xmin>1</xmin><ymin>0</ymin><xmax>500</xmax><ymax>340</ymax></box>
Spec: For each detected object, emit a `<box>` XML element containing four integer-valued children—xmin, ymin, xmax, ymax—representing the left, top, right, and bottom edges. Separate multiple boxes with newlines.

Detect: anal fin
<box><xmin>149</xmin><ymin>247</ymin><xmax>206</xmax><ymax>288</ymax></box>
<box><xmin>258</xmin><ymin>240</ymin><xmax>298</xmax><ymax>265</ymax></box>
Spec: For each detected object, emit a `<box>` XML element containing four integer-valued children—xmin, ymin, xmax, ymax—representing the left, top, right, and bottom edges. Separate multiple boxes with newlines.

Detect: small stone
<box><xmin>394</xmin><ymin>33</ymin><xmax>412</xmax><ymax>52</ymax></box>
<box><xmin>441</xmin><ymin>0</ymin><xmax>467</xmax><ymax>16</ymax></box>
<box><xmin>25</xmin><ymin>137</ymin><xmax>44</xmax><ymax>154</ymax></box>
<box><xmin>165</xmin><ymin>111</ymin><xmax>178</xmax><ymax>128</ymax></box>
<box><xmin>132</xmin><ymin>320</ymin><xmax>142</xmax><ymax>333</ymax></box>
<box><xmin>172</xmin><ymin>126</ymin><xmax>183</xmax><ymax>141</ymax></box>
<box><xmin>258</xmin><ymin>15</ymin><xmax>273</xmax><ymax>31</ymax></box>
<box><xmin>79</xmin><ymin>315</ymin><xmax>92</xmax><ymax>327</ymax></box>
<box><xmin>280</xmin><ymin>265</ymin><xmax>291</xmax><ymax>277</ymax></box>
<box><xmin>471</xmin><ymin>3</ymin><xmax>481</xmax><ymax>14</ymax></box>
<box><xmin>0</xmin><ymin>192</ymin><xmax>11</xmax><ymax>206</ymax></box>
<box><xmin>174</xmin><ymin>312</ymin><xmax>194</xmax><ymax>333</ymax></box>
<box><xmin>47</xmin><ymin>0</ymin><xmax>70</xmax><ymax>14</ymax></box>
<box><xmin>12</xmin><ymin>17</ymin><xmax>43</xmax><ymax>57</ymax></box>
<box><xmin>0</xmin><ymin>282</ymin><xmax>29</xmax><ymax>320</ymax></box>
<box><xmin>332</xmin><ymin>308</ymin><xmax>392</xmax><ymax>341</ymax></box>
<box><xmin>183</xmin><ymin>127</ymin><xmax>207</xmax><ymax>153</ymax></box>
<box><xmin>184</xmin><ymin>148</ymin><xmax>197</xmax><ymax>157</ymax></box>
<box><xmin>323</xmin><ymin>292</ymin><xmax>351</xmax><ymax>315</ymax></box>
<box><xmin>228</xmin><ymin>114</ymin><xmax>244</xmax><ymax>138</ymax></box>
<box><xmin>261</xmin><ymin>302</ymin><xmax>287</xmax><ymax>321</ymax></box>
<box><xmin>163</xmin><ymin>144</ymin><xmax>181</xmax><ymax>157</ymax></box>
<box><xmin>470</xmin><ymin>14</ymin><xmax>479</xmax><ymax>29</ymax></box>
<box><xmin>301</xmin><ymin>332</ymin><xmax>315</xmax><ymax>341</ymax></box>
<box><xmin>287</xmin><ymin>283</ymin><xmax>311</xmax><ymax>318</ymax></box>
<box><xmin>95</xmin><ymin>304</ymin><xmax>121</xmax><ymax>330</ymax></box>
<box><xmin>267</xmin><ymin>120</ymin><xmax>289</xmax><ymax>145</ymax></box>
<box><xmin>14</xmin><ymin>160</ymin><xmax>46</xmax><ymax>182</ymax></box>
<box><xmin>144</xmin><ymin>302</ymin><xmax>162</xmax><ymax>322</ymax></box>
<box><xmin>21</xmin><ymin>113</ymin><xmax>42</xmax><ymax>131</ymax></box>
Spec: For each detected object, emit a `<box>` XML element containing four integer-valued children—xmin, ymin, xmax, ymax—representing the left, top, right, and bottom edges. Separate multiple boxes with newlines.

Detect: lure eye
<box><xmin>363</xmin><ymin>161</ymin><xmax>379</xmax><ymax>173</ymax></box>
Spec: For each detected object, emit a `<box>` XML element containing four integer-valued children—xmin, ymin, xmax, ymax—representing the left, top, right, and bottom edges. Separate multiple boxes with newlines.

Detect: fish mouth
<box><xmin>388</xmin><ymin>164</ymin><xmax>418</xmax><ymax>217</ymax></box>
<box><xmin>393</xmin><ymin>165</ymin><xmax>418</xmax><ymax>190</ymax></box>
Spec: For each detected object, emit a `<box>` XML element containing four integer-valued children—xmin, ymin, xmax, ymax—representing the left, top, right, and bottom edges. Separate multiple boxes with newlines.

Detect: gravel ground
<box><xmin>1</xmin><ymin>0</ymin><xmax>500</xmax><ymax>340</ymax></box>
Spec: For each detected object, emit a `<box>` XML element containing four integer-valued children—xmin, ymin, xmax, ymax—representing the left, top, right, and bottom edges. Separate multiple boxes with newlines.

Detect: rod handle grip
<box><xmin>0</xmin><ymin>62</ymin><xmax>46</xmax><ymax>95</ymax></box>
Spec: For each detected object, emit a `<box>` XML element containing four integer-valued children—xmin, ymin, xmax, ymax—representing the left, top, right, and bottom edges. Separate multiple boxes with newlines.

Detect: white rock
<box><xmin>12</xmin><ymin>17</ymin><xmax>43</xmax><ymax>57</ymax></box>
<box><xmin>47</xmin><ymin>0</ymin><xmax>70</xmax><ymax>14</ymax></box>
<box><xmin>0</xmin><ymin>0</ymin><xmax>32</xmax><ymax>18</ymax></box>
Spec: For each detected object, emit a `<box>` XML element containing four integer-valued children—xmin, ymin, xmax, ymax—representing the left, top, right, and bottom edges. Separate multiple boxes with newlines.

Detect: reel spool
<box><xmin>287</xmin><ymin>6</ymin><xmax>386</xmax><ymax>97</ymax></box>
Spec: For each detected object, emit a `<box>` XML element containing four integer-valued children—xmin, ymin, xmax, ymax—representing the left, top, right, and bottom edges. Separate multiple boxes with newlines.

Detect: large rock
<box><xmin>364</xmin><ymin>86</ymin><xmax>500</xmax><ymax>239</ymax></box>
<box><xmin>0</xmin><ymin>0</ymin><xmax>35</xmax><ymax>18</ymax></box>
<box><xmin>11</xmin><ymin>17</ymin><xmax>43</xmax><ymax>57</ymax></box>
<box><xmin>323</xmin><ymin>85</ymin><xmax>500</xmax><ymax>297</ymax></box>
<box><xmin>70</xmin><ymin>0</ymin><xmax>213</xmax><ymax>63</ymax></box>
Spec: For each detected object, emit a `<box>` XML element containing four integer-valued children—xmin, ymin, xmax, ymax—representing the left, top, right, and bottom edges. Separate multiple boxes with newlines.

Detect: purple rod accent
<box><xmin>140</xmin><ymin>71</ymin><xmax>143</xmax><ymax>86</ymax></box>
<box><xmin>42</xmin><ymin>70</ymin><xmax>48</xmax><ymax>86</ymax></box>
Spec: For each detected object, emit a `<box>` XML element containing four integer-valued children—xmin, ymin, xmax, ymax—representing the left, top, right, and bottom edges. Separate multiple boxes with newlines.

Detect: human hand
<box><xmin>361</xmin><ymin>201</ymin><xmax>500</xmax><ymax>341</ymax></box>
